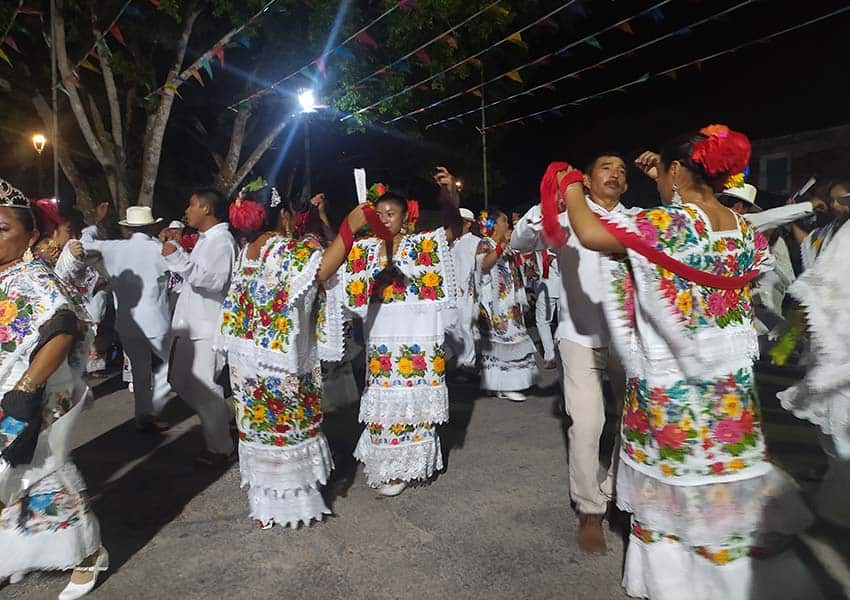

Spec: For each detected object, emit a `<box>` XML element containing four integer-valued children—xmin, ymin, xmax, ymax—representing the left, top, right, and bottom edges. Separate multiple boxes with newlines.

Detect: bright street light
<box><xmin>298</xmin><ymin>89</ymin><xmax>316</xmax><ymax>113</ymax></box>
<box><xmin>32</xmin><ymin>133</ymin><xmax>47</xmax><ymax>155</ymax></box>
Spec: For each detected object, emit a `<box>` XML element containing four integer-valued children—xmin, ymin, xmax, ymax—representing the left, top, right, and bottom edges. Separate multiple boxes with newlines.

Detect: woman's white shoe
<box><xmin>58</xmin><ymin>547</ymin><xmax>109</xmax><ymax>600</ymax></box>
<box><xmin>9</xmin><ymin>571</ymin><xmax>26</xmax><ymax>584</ymax></box>
<box><xmin>377</xmin><ymin>481</ymin><xmax>407</xmax><ymax>497</ymax></box>
<box><xmin>498</xmin><ymin>391</ymin><xmax>527</xmax><ymax>402</ymax></box>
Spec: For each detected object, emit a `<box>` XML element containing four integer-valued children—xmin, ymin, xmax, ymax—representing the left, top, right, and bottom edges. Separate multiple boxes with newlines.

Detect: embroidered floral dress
<box><xmin>340</xmin><ymin>229</ymin><xmax>456</xmax><ymax>486</ymax></box>
<box><xmin>600</xmin><ymin>205</ymin><xmax>811</xmax><ymax>600</ymax></box>
<box><xmin>217</xmin><ymin>236</ymin><xmax>343</xmax><ymax>527</ymax></box>
<box><xmin>0</xmin><ymin>261</ymin><xmax>99</xmax><ymax>577</ymax></box>
<box><xmin>475</xmin><ymin>238</ymin><xmax>537</xmax><ymax>391</ymax></box>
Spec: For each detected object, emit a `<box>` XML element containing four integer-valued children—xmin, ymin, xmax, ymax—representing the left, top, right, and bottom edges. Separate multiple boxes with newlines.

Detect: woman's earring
<box><xmin>22</xmin><ymin>246</ymin><xmax>34</xmax><ymax>262</ymax></box>
<box><xmin>671</xmin><ymin>182</ymin><xmax>682</xmax><ymax>206</ymax></box>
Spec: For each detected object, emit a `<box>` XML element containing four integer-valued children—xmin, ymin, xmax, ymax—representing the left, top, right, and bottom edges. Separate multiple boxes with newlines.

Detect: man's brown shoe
<box><xmin>577</xmin><ymin>513</ymin><xmax>607</xmax><ymax>554</ymax></box>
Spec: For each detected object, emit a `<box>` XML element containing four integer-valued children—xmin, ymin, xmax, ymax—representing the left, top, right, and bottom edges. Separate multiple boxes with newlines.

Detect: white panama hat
<box><xmin>119</xmin><ymin>206</ymin><xmax>164</xmax><ymax>227</ymax></box>
<box><xmin>167</xmin><ymin>220</ymin><xmax>185</xmax><ymax>229</ymax></box>
<box><xmin>719</xmin><ymin>183</ymin><xmax>761</xmax><ymax>212</ymax></box>
<box><xmin>459</xmin><ymin>208</ymin><xmax>475</xmax><ymax>221</ymax></box>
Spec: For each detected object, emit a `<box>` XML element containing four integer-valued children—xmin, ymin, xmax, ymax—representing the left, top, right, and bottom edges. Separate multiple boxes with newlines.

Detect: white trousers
<box><xmin>120</xmin><ymin>329</ymin><xmax>172</xmax><ymax>420</ymax></box>
<box><xmin>559</xmin><ymin>339</ymin><xmax>624</xmax><ymax>515</ymax></box>
<box><xmin>170</xmin><ymin>335</ymin><xmax>234</xmax><ymax>455</ymax></box>
<box><xmin>535</xmin><ymin>283</ymin><xmax>558</xmax><ymax>362</ymax></box>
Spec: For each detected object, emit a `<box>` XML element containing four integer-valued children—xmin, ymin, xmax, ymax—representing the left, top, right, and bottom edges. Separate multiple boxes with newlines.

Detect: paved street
<box><xmin>1</xmin><ymin>367</ymin><xmax>849</xmax><ymax>600</ymax></box>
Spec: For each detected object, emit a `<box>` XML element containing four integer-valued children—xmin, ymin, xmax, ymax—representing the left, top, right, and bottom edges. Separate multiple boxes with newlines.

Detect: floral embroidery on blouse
<box><xmin>627</xmin><ymin>205</ymin><xmax>769</xmax><ymax>331</ymax></box>
<box><xmin>0</xmin><ymin>287</ymin><xmax>35</xmax><ymax>352</ymax></box>
<box><xmin>621</xmin><ymin>368</ymin><xmax>765</xmax><ymax>478</ymax></box>
<box><xmin>220</xmin><ymin>238</ymin><xmax>322</xmax><ymax>351</ymax></box>
<box><xmin>343</xmin><ymin>230</ymin><xmax>451</xmax><ymax>310</ymax></box>
<box><xmin>234</xmin><ymin>367</ymin><xmax>323</xmax><ymax>446</ymax></box>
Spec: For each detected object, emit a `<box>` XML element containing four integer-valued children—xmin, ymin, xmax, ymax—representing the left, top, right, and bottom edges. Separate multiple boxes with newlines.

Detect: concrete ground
<box><xmin>1</xmin><ymin>367</ymin><xmax>849</xmax><ymax>600</ymax></box>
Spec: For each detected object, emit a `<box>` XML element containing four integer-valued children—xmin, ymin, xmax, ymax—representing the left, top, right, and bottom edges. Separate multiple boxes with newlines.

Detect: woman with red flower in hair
<box><xmin>562</xmin><ymin>126</ymin><xmax>813</xmax><ymax>599</ymax></box>
<box><xmin>216</xmin><ymin>179</ymin><xmax>365</xmax><ymax>529</ymax></box>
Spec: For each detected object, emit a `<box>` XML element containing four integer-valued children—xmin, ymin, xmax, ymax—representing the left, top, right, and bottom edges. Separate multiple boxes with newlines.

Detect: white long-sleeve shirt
<box><xmin>82</xmin><ymin>230</ymin><xmax>171</xmax><ymax>338</ymax></box>
<box><xmin>164</xmin><ymin>222</ymin><xmax>236</xmax><ymax>340</ymax></box>
<box><xmin>511</xmin><ymin>199</ymin><xmax>632</xmax><ymax>348</ymax></box>
<box><xmin>451</xmin><ymin>231</ymin><xmax>481</xmax><ymax>298</ymax></box>
<box><xmin>745</xmin><ymin>202</ymin><xmax>813</xmax><ymax>232</ymax></box>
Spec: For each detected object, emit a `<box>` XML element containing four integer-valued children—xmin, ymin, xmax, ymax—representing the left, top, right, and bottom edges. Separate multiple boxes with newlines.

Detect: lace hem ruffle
<box><xmin>358</xmin><ymin>385</ymin><xmax>449</xmax><ymax>425</ymax></box>
<box><xmin>238</xmin><ymin>434</ymin><xmax>334</xmax><ymax>496</ymax></box>
<box><xmin>354</xmin><ymin>430</ymin><xmax>443</xmax><ymax>486</ymax></box>
<box><xmin>615</xmin><ymin>462</ymin><xmax>812</xmax><ymax>547</ymax></box>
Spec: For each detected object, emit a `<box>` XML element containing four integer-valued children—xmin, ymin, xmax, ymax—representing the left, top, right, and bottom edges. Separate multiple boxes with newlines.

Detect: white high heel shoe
<box><xmin>58</xmin><ymin>547</ymin><xmax>109</xmax><ymax>600</ymax></box>
<box><xmin>377</xmin><ymin>481</ymin><xmax>407</xmax><ymax>497</ymax></box>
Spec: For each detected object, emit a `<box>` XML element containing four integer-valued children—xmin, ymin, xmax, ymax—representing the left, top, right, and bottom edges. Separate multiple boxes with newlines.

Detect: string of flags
<box><xmin>347</xmin><ymin>0</ymin><xmax>504</xmax><ymax>91</ymax></box>
<box><xmin>144</xmin><ymin>0</ymin><xmax>281</xmax><ymax>102</ymax></box>
<box><xmin>424</xmin><ymin>0</ymin><xmax>757</xmax><ymax>130</ymax></box>
<box><xmin>0</xmin><ymin>1</ymin><xmax>30</xmax><ymax>67</ymax></box>
<box><xmin>226</xmin><ymin>0</ymin><xmax>412</xmax><ymax>111</ymax></box>
<box><xmin>384</xmin><ymin>0</ymin><xmax>674</xmax><ymax>125</ymax></box>
<box><xmin>482</xmin><ymin>4</ymin><xmax>850</xmax><ymax>131</ymax></box>
<box><xmin>59</xmin><ymin>0</ymin><xmax>135</xmax><ymax>89</ymax></box>
<box><xmin>343</xmin><ymin>0</ymin><xmax>588</xmax><ymax>122</ymax></box>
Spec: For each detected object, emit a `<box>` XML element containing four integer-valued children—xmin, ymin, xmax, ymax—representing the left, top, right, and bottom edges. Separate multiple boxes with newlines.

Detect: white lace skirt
<box><xmin>354</xmin><ymin>423</ymin><xmax>443</xmax><ymax>487</ymax></box>
<box><xmin>238</xmin><ymin>435</ymin><xmax>334</xmax><ymax>528</ymax></box>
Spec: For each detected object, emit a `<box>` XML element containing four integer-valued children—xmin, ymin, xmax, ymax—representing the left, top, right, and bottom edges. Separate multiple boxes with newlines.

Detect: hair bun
<box><xmin>691</xmin><ymin>124</ymin><xmax>751</xmax><ymax>187</ymax></box>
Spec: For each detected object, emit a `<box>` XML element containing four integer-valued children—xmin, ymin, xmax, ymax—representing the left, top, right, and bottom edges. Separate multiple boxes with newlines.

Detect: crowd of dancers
<box><xmin>0</xmin><ymin>122</ymin><xmax>848</xmax><ymax>600</ymax></box>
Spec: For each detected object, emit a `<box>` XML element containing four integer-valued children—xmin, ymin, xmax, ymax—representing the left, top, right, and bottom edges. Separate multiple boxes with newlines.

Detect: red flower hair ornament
<box><xmin>691</xmin><ymin>124</ymin><xmax>751</xmax><ymax>190</ymax></box>
<box><xmin>229</xmin><ymin>197</ymin><xmax>267</xmax><ymax>233</ymax></box>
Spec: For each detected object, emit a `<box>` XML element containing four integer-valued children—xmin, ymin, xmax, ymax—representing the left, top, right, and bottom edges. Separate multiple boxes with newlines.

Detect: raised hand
<box><xmin>434</xmin><ymin>166</ymin><xmax>456</xmax><ymax>190</ymax></box>
<box><xmin>635</xmin><ymin>151</ymin><xmax>661</xmax><ymax>180</ymax></box>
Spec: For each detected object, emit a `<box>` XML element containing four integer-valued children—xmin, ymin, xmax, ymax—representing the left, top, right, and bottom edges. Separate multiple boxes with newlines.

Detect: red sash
<box><xmin>599</xmin><ymin>218</ymin><xmax>760</xmax><ymax>290</ymax></box>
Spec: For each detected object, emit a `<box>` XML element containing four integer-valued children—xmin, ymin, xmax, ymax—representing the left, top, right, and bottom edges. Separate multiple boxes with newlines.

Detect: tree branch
<box><xmin>227</xmin><ymin>117</ymin><xmax>291</xmax><ymax>197</ymax></box>
<box><xmin>54</xmin><ymin>0</ymin><xmax>112</xmax><ymax>171</ymax></box>
<box><xmin>137</xmin><ymin>0</ymin><xmax>203</xmax><ymax>207</ymax></box>
<box><xmin>96</xmin><ymin>33</ymin><xmax>124</xmax><ymax>149</ymax></box>
<box><xmin>213</xmin><ymin>108</ymin><xmax>252</xmax><ymax>191</ymax></box>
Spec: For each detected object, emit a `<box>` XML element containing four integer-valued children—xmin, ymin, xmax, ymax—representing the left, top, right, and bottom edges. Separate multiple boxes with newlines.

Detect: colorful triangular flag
<box><xmin>0</xmin><ymin>48</ymin><xmax>10</xmax><ymax>66</ymax></box>
<box><xmin>393</xmin><ymin>60</ymin><xmax>411</xmax><ymax>74</ymax></box>
<box><xmin>664</xmin><ymin>70</ymin><xmax>678</xmax><ymax>80</ymax></box>
<box><xmin>63</xmin><ymin>71</ymin><xmax>80</xmax><ymax>87</ymax></box>
<box><xmin>334</xmin><ymin>46</ymin><xmax>355</xmax><ymax>60</ymax></box>
<box><xmin>569</xmin><ymin>1</ymin><xmax>588</xmax><ymax>18</ymax></box>
<box><xmin>213</xmin><ymin>46</ymin><xmax>225</xmax><ymax>67</ymax></box>
<box><xmin>488</xmin><ymin>5</ymin><xmax>510</xmax><ymax>16</ymax></box>
<box><xmin>538</xmin><ymin>17</ymin><xmax>559</xmax><ymax>30</ymax></box>
<box><xmin>542</xmin><ymin>83</ymin><xmax>556</xmax><ymax>92</ymax></box>
<box><xmin>507</xmin><ymin>32</ymin><xmax>527</xmax><ymax>49</ymax></box>
<box><xmin>235</xmin><ymin>34</ymin><xmax>251</xmax><ymax>48</ymax></box>
<box><xmin>616</xmin><ymin>21</ymin><xmax>634</xmax><ymax>35</ymax></box>
<box><xmin>316</xmin><ymin>56</ymin><xmax>327</xmax><ymax>77</ymax></box>
<box><xmin>80</xmin><ymin>58</ymin><xmax>101</xmax><ymax>74</ymax></box>
<box><xmin>505</xmin><ymin>70</ymin><xmax>523</xmax><ymax>83</ymax></box>
<box><xmin>444</xmin><ymin>34</ymin><xmax>458</xmax><ymax>49</ymax></box>
<box><xmin>97</xmin><ymin>40</ymin><xmax>113</xmax><ymax>60</ymax></box>
<box><xmin>470</xmin><ymin>89</ymin><xmax>482</xmax><ymax>97</ymax></box>
<box><xmin>674</xmin><ymin>27</ymin><xmax>691</xmax><ymax>36</ymax></box>
<box><xmin>584</xmin><ymin>36</ymin><xmax>602</xmax><ymax>50</ymax></box>
<box><xmin>355</xmin><ymin>31</ymin><xmax>378</xmax><ymax>49</ymax></box>
<box><xmin>201</xmin><ymin>56</ymin><xmax>213</xmax><ymax>79</ymax></box>
<box><xmin>3</xmin><ymin>36</ymin><xmax>20</xmax><ymax>53</ymax></box>
<box><xmin>190</xmin><ymin>68</ymin><xmax>204</xmax><ymax>86</ymax></box>
<box><xmin>164</xmin><ymin>82</ymin><xmax>182</xmax><ymax>98</ymax></box>
<box><xmin>415</xmin><ymin>49</ymin><xmax>431</xmax><ymax>65</ymax></box>
<box><xmin>398</xmin><ymin>0</ymin><xmax>419</xmax><ymax>11</ymax></box>
<box><xmin>466</xmin><ymin>57</ymin><xmax>482</xmax><ymax>68</ymax></box>
<box><xmin>647</xmin><ymin>8</ymin><xmax>664</xmax><ymax>23</ymax></box>
<box><xmin>109</xmin><ymin>24</ymin><xmax>126</xmax><ymax>46</ymax></box>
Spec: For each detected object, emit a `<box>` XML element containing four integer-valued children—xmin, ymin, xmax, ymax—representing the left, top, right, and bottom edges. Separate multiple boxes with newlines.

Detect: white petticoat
<box><xmin>238</xmin><ymin>434</ymin><xmax>334</xmax><ymax>528</ymax></box>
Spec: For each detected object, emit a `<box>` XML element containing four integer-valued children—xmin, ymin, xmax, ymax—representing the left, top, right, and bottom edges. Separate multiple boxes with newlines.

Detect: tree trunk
<box><xmin>137</xmin><ymin>4</ymin><xmax>202</xmax><ymax>207</ymax></box>
<box><xmin>212</xmin><ymin>108</ymin><xmax>251</xmax><ymax>194</ymax></box>
<box><xmin>223</xmin><ymin>117</ymin><xmax>291</xmax><ymax>198</ymax></box>
<box><xmin>32</xmin><ymin>94</ymin><xmax>96</xmax><ymax>213</ymax></box>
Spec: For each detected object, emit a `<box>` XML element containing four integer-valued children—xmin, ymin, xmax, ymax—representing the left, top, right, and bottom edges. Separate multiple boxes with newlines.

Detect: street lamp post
<box><xmin>298</xmin><ymin>90</ymin><xmax>316</xmax><ymax>201</ymax></box>
<box><xmin>32</xmin><ymin>133</ymin><xmax>47</xmax><ymax>195</ymax></box>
